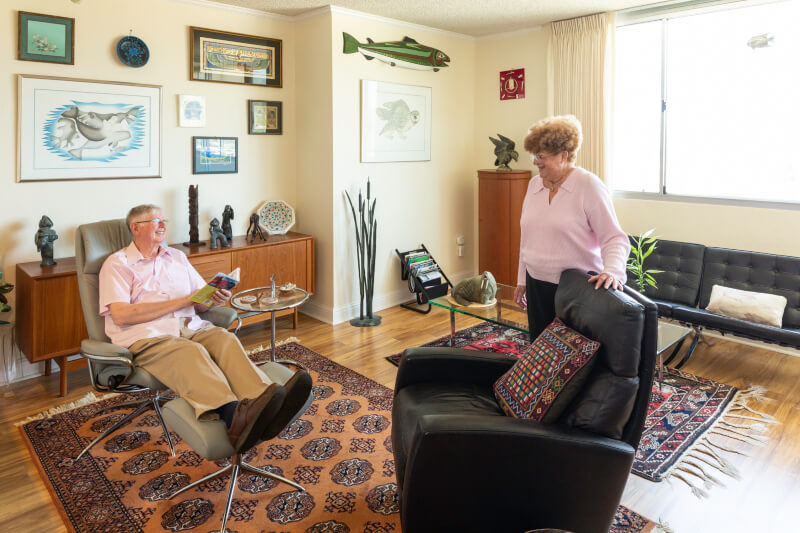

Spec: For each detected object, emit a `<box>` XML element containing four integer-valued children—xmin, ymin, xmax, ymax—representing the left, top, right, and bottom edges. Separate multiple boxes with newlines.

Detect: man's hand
<box><xmin>513</xmin><ymin>284</ymin><xmax>527</xmax><ymax>309</ymax></box>
<box><xmin>210</xmin><ymin>288</ymin><xmax>231</xmax><ymax>306</ymax></box>
<box><xmin>587</xmin><ymin>272</ymin><xmax>623</xmax><ymax>291</ymax></box>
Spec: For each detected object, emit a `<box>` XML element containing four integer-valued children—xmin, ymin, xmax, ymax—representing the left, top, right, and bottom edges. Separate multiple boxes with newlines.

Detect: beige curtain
<box><xmin>547</xmin><ymin>12</ymin><xmax>615</xmax><ymax>182</ymax></box>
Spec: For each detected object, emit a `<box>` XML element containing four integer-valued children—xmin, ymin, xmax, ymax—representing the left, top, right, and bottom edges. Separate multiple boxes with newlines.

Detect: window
<box><xmin>613</xmin><ymin>0</ymin><xmax>800</xmax><ymax>205</ymax></box>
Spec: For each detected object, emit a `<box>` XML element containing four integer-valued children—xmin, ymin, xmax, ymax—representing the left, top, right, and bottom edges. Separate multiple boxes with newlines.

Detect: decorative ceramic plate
<box><xmin>257</xmin><ymin>200</ymin><xmax>295</xmax><ymax>235</ymax></box>
<box><xmin>116</xmin><ymin>36</ymin><xmax>149</xmax><ymax>67</ymax></box>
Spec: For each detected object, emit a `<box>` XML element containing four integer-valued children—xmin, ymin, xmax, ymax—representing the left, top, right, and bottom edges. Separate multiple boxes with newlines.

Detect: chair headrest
<box><xmin>76</xmin><ymin>219</ymin><xmax>131</xmax><ymax>275</ymax></box>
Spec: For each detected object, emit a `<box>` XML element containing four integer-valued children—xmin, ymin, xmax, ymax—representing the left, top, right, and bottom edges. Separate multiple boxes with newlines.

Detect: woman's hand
<box><xmin>513</xmin><ymin>284</ymin><xmax>527</xmax><ymax>309</ymax></box>
<box><xmin>588</xmin><ymin>272</ymin><xmax>623</xmax><ymax>291</ymax></box>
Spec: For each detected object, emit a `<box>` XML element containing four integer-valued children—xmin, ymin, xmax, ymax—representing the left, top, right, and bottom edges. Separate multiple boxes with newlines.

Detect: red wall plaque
<box><xmin>499</xmin><ymin>68</ymin><xmax>525</xmax><ymax>100</ymax></box>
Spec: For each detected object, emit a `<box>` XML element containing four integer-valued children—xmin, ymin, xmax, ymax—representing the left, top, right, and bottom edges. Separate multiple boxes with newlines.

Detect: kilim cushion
<box><xmin>493</xmin><ymin>318</ymin><xmax>600</xmax><ymax>421</ymax></box>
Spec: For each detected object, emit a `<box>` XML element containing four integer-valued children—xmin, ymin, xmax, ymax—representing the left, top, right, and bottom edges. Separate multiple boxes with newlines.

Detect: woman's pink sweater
<box><xmin>516</xmin><ymin>166</ymin><xmax>630</xmax><ymax>285</ymax></box>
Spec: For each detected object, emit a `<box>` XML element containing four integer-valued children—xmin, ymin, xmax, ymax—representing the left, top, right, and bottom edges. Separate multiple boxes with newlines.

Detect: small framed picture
<box><xmin>193</xmin><ymin>137</ymin><xmax>238</xmax><ymax>174</ymax></box>
<box><xmin>179</xmin><ymin>95</ymin><xmax>206</xmax><ymax>127</ymax></box>
<box><xmin>248</xmin><ymin>100</ymin><xmax>282</xmax><ymax>135</ymax></box>
<box><xmin>18</xmin><ymin>11</ymin><xmax>75</xmax><ymax>65</ymax></box>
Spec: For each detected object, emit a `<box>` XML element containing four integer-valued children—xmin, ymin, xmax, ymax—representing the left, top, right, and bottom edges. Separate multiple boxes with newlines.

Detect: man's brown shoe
<box><xmin>227</xmin><ymin>383</ymin><xmax>285</xmax><ymax>451</ymax></box>
<box><xmin>261</xmin><ymin>369</ymin><xmax>312</xmax><ymax>441</ymax></box>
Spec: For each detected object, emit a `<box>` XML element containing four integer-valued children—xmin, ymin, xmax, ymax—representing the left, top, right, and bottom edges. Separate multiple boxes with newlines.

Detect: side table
<box><xmin>230</xmin><ymin>287</ymin><xmax>309</xmax><ymax>363</ymax></box>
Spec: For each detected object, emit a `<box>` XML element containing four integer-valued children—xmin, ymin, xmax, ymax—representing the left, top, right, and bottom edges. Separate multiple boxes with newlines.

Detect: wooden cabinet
<box><xmin>478</xmin><ymin>169</ymin><xmax>531</xmax><ymax>286</ymax></box>
<box><xmin>15</xmin><ymin>232</ymin><xmax>314</xmax><ymax>396</ymax></box>
<box><xmin>15</xmin><ymin>258</ymin><xmax>89</xmax><ymax>397</ymax></box>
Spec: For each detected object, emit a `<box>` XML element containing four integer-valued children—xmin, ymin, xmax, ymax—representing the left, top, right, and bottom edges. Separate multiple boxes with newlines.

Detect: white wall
<box><xmin>0</xmin><ymin>0</ymin><xmax>296</xmax><ymax>322</ymax></box>
<box><xmin>329</xmin><ymin>10</ymin><xmax>477</xmax><ymax>323</ymax></box>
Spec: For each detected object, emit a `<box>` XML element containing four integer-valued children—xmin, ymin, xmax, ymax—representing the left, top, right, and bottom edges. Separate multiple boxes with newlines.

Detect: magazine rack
<box><xmin>395</xmin><ymin>244</ymin><xmax>452</xmax><ymax>314</ymax></box>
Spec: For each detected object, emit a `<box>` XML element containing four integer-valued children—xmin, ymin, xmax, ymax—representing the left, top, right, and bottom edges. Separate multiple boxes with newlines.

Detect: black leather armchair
<box><xmin>391</xmin><ymin>269</ymin><xmax>657</xmax><ymax>533</ymax></box>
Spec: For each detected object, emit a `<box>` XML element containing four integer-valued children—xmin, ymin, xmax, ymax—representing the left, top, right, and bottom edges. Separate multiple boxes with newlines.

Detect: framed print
<box><xmin>248</xmin><ymin>100</ymin><xmax>282</xmax><ymax>135</ymax></box>
<box><xmin>499</xmin><ymin>68</ymin><xmax>525</xmax><ymax>100</ymax></box>
<box><xmin>18</xmin><ymin>11</ymin><xmax>74</xmax><ymax>65</ymax></box>
<box><xmin>17</xmin><ymin>75</ymin><xmax>162</xmax><ymax>182</ymax></box>
<box><xmin>361</xmin><ymin>80</ymin><xmax>431</xmax><ymax>163</ymax></box>
<box><xmin>190</xmin><ymin>27</ymin><xmax>282</xmax><ymax>88</ymax></box>
<box><xmin>193</xmin><ymin>137</ymin><xmax>238</xmax><ymax>174</ymax></box>
<box><xmin>179</xmin><ymin>95</ymin><xmax>206</xmax><ymax>127</ymax></box>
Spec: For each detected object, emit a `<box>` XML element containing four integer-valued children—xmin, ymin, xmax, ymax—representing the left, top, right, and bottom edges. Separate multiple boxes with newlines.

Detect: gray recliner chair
<box><xmin>74</xmin><ymin>219</ymin><xmax>238</xmax><ymax>460</ymax></box>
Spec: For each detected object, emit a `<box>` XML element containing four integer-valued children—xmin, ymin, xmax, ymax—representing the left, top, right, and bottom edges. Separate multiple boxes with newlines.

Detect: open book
<box><xmin>190</xmin><ymin>268</ymin><xmax>240</xmax><ymax>306</ymax></box>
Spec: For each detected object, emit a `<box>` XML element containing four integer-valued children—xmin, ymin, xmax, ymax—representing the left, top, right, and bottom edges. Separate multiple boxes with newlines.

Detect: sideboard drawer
<box><xmin>190</xmin><ymin>253</ymin><xmax>232</xmax><ymax>282</ymax></box>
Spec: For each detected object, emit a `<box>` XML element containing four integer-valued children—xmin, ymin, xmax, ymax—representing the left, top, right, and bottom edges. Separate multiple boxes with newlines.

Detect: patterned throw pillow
<box><xmin>493</xmin><ymin>318</ymin><xmax>601</xmax><ymax>421</ymax></box>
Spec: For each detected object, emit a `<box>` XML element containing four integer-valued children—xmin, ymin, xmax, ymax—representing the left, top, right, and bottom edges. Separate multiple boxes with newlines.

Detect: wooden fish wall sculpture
<box><xmin>342</xmin><ymin>32</ymin><xmax>450</xmax><ymax>72</ymax></box>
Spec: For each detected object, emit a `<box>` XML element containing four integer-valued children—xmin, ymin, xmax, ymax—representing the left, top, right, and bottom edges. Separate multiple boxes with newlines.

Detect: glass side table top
<box><xmin>428</xmin><ymin>283</ymin><xmax>529</xmax><ymax>333</ymax></box>
<box><xmin>657</xmin><ymin>321</ymin><xmax>692</xmax><ymax>354</ymax></box>
<box><xmin>230</xmin><ymin>287</ymin><xmax>309</xmax><ymax>313</ymax></box>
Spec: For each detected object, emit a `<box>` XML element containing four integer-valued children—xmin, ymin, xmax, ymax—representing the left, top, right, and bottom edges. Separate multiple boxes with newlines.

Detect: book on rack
<box><xmin>417</xmin><ymin>271</ymin><xmax>441</xmax><ymax>285</ymax></box>
<box><xmin>190</xmin><ymin>268</ymin><xmax>240</xmax><ymax>306</ymax></box>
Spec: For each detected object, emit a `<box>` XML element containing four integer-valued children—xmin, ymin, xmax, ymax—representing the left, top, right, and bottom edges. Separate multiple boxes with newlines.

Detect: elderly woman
<box><xmin>513</xmin><ymin>115</ymin><xmax>630</xmax><ymax>340</ymax></box>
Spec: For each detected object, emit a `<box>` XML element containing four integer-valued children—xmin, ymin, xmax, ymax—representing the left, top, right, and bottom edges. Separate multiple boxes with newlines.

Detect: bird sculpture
<box><xmin>489</xmin><ymin>134</ymin><xmax>519</xmax><ymax>171</ymax></box>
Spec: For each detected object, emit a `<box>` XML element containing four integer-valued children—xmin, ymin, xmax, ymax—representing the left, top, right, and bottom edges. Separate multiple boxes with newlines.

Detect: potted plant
<box><xmin>0</xmin><ymin>269</ymin><xmax>13</xmax><ymax>325</ymax></box>
<box><xmin>627</xmin><ymin>229</ymin><xmax>663</xmax><ymax>293</ymax></box>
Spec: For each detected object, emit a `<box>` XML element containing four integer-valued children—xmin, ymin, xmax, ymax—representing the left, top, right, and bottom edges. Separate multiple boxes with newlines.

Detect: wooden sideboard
<box><xmin>15</xmin><ymin>231</ymin><xmax>314</xmax><ymax>396</ymax></box>
<box><xmin>478</xmin><ymin>169</ymin><xmax>532</xmax><ymax>286</ymax></box>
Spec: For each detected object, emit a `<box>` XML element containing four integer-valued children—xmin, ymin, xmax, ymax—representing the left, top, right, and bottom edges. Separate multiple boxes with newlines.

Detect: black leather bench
<box><xmin>628</xmin><ymin>238</ymin><xmax>800</xmax><ymax>366</ymax></box>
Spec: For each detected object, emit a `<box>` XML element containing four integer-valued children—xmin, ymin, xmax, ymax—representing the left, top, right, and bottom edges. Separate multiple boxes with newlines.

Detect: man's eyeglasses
<box><xmin>133</xmin><ymin>218</ymin><xmax>168</xmax><ymax>225</ymax></box>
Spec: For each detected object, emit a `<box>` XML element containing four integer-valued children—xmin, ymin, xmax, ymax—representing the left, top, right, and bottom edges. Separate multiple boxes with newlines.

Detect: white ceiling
<box><xmin>204</xmin><ymin>0</ymin><xmax>664</xmax><ymax>37</ymax></box>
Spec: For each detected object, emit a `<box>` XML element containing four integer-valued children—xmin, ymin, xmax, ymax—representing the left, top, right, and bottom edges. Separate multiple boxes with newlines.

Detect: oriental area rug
<box><xmin>19</xmin><ymin>342</ymin><xmax>659</xmax><ymax>533</ymax></box>
<box><xmin>386</xmin><ymin>322</ymin><xmax>778</xmax><ymax>498</ymax></box>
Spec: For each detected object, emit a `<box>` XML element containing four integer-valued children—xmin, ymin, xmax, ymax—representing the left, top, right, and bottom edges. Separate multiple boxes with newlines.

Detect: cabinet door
<box><xmin>37</xmin><ymin>275</ymin><xmax>88</xmax><ymax>360</ymax></box>
<box><xmin>233</xmin><ymin>241</ymin><xmax>309</xmax><ymax>293</ymax></box>
<box><xmin>479</xmin><ymin>179</ymin><xmax>512</xmax><ymax>284</ymax></box>
<box><xmin>189</xmin><ymin>253</ymin><xmax>232</xmax><ymax>282</ymax></box>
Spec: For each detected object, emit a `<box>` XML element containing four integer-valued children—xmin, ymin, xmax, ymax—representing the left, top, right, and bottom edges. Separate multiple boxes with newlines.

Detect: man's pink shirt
<box><xmin>516</xmin><ymin>166</ymin><xmax>630</xmax><ymax>286</ymax></box>
<box><xmin>99</xmin><ymin>243</ymin><xmax>211</xmax><ymax>348</ymax></box>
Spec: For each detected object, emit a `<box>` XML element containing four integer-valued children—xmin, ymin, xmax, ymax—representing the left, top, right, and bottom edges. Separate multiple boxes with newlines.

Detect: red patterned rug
<box><xmin>386</xmin><ymin>323</ymin><xmax>777</xmax><ymax>496</ymax></box>
<box><xmin>20</xmin><ymin>343</ymin><xmax>658</xmax><ymax>532</ymax></box>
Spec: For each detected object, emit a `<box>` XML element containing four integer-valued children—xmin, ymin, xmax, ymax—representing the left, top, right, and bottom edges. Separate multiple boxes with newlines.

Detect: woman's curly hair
<box><xmin>523</xmin><ymin>115</ymin><xmax>582</xmax><ymax>163</ymax></box>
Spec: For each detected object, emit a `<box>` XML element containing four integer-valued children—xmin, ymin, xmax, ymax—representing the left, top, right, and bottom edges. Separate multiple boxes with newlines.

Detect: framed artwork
<box><xmin>499</xmin><ymin>68</ymin><xmax>525</xmax><ymax>100</ymax></box>
<box><xmin>361</xmin><ymin>80</ymin><xmax>431</xmax><ymax>163</ymax></box>
<box><xmin>17</xmin><ymin>75</ymin><xmax>162</xmax><ymax>182</ymax></box>
<box><xmin>248</xmin><ymin>100</ymin><xmax>282</xmax><ymax>135</ymax></box>
<box><xmin>179</xmin><ymin>95</ymin><xmax>206</xmax><ymax>127</ymax></box>
<box><xmin>193</xmin><ymin>137</ymin><xmax>238</xmax><ymax>174</ymax></box>
<box><xmin>18</xmin><ymin>11</ymin><xmax>74</xmax><ymax>65</ymax></box>
<box><xmin>190</xmin><ymin>27</ymin><xmax>282</xmax><ymax>88</ymax></box>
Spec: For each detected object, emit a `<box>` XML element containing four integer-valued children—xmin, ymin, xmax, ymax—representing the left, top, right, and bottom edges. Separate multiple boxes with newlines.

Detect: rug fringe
<box><xmin>245</xmin><ymin>336</ymin><xmax>300</xmax><ymax>356</ymax></box>
<box><xmin>13</xmin><ymin>391</ymin><xmax>114</xmax><ymax>426</ymax></box>
<box><xmin>654</xmin><ymin>518</ymin><xmax>675</xmax><ymax>533</ymax></box>
<box><xmin>664</xmin><ymin>385</ymin><xmax>778</xmax><ymax>498</ymax></box>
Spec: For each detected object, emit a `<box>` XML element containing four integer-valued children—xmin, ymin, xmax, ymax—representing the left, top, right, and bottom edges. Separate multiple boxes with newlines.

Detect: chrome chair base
<box><xmin>170</xmin><ymin>452</ymin><xmax>305</xmax><ymax>533</ymax></box>
<box><xmin>75</xmin><ymin>392</ymin><xmax>175</xmax><ymax>460</ymax></box>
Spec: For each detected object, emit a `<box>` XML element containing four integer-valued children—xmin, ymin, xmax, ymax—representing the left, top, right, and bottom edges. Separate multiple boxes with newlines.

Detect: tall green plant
<box><xmin>627</xmin><ymin>229</ymin><xmax>663</xmax><ymax>293</ymax></box>
<box><xmin>0</xmin><ymin>269</ymin><xmax>13</xmax><ymax>325</ymax></box>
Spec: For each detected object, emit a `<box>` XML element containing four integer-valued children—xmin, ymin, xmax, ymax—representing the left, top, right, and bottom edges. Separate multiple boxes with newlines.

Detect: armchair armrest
<box><xmin>394</xmin><ymin>347</ymin><xmax>516</xmax><ymax>394</ymax></box>
<box><xmin>81</xmin><ymin>339</ymin><xmax>133</xmax><ymax>360</ymax></box>
<box><xmin>200</xmin><ymin>306</ymin><xmax>238</xmax><ymax>329</ymax></box>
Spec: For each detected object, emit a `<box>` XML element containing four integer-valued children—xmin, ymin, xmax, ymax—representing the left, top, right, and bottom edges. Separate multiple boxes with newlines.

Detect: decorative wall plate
<box><xmin>257</xmin><ymin>200</ymin><xmax>295</xmax><ymax>235</ymax></box>
<box><xmin>117</xmin><ymin>35</ymin><xmax>149</xmax><ymax>67</ymax></box>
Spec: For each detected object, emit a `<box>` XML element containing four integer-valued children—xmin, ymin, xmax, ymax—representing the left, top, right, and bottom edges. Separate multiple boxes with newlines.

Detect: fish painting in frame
<box><xmin>361</xmin><ymin>80</ymin><xmax>431</xmax><ymax>163</ymax></box>
<box><xmin>17</xmin><ymin>75</ymin><xmax>161</xmax><ymax>181</ymax></box>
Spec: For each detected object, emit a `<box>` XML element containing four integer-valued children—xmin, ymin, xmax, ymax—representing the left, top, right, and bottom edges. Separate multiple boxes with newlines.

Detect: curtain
<box><xmin>547</xmin><ymin>12</ymin><xmax>615</xmax><ymax>182</ymax></box>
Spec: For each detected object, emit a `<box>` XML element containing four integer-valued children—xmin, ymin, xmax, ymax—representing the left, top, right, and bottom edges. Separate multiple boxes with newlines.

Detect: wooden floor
<box><xmin>1</xmin><ymin>305</ymin><xmax>798</xmax><ymax>532</ymax></box>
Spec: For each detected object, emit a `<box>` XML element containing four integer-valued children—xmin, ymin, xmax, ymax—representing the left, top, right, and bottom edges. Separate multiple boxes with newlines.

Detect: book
<box><xmin>190</xmin><ymin>268</ymin><xmax>240</xmax><ymax>306</ymax></box>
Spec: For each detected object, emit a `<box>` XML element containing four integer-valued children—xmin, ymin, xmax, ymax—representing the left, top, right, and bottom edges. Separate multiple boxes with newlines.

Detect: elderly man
<box><xmin>99</xmin><ymin>204</ymin><xmax>307</xmax><ymax>449</ymax></box>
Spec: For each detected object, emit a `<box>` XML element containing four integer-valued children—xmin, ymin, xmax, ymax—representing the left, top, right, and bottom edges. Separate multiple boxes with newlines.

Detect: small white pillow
<box><xmin>705</xmin><ymin>285</ymin><xmax>787</xmax><ymax>328</ymax></box>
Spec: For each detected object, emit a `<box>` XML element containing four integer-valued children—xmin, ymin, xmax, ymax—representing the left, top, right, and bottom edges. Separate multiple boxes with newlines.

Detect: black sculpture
<box><xmin>208</xmin><ymin>218</ymin><xmax>230</xmax><ymax>250</ymax></box>
<box><xmin>489</xmin><ymin>133</ymin><xmax>519</xmax><ymax>170</ymax></box>
<box><xmin>247</xmin><ymin>213</ymin><xmax>266</xmax><ymax>243</ymax></box>
<box><xmin>35</xmin><ymin>215</ymin><xmax>59</xmax><ymax>267</ymax></box>
<box><xmin>222</xmin><ymin>205</ymin><xmax>234</xmax><ymax>242</ymax></box>
<box><xmin>183</xmin><ymin>184</ymin><xmax>205</xmax><ymax>246</ymax></box>
<box><xmin>345</xmin><ymin>179</ymin><xmax>380</xmax><ymax>326</ymax></box>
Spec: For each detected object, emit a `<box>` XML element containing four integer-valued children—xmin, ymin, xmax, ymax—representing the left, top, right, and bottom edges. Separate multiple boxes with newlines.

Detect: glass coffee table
<box><xmin>428</xmin><ymin>283</ymin><xmax>692</xmax><ymax>389</ymax></box>
<box><xmin>230</xmin><ymin>287</ymin><xmax>309</xmax><ymax>364</ymax></box>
